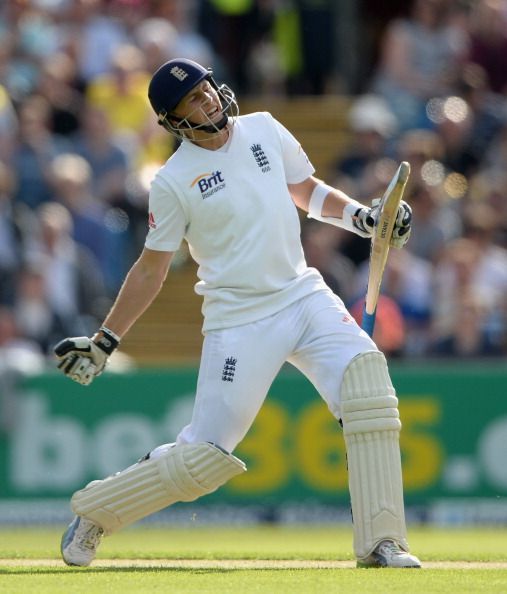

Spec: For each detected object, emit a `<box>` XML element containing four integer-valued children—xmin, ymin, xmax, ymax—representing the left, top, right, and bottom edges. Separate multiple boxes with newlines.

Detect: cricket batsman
<box><xmin>54</xmin><ymin>58</ymin><xmax>419</xmax><ymax>568</ymax></box>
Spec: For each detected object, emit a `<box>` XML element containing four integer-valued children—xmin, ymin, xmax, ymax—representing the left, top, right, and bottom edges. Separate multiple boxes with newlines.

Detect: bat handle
<box><xmin>361</xmin><ymin>304</ymin><xmax>376</xmax><ymax>337</ymax></box>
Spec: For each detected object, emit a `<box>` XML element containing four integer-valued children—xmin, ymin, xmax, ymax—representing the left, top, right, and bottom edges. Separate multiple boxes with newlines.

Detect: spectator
<box><xmin>396</xmin><ymin>128</ymin><xmax>446</xmax><ymax>181</ymax></box>
<box><xmin>0</xmin><ymin>1</ymin><xmax>58</xmax><ymax>101</ymax></box>
<box><xmin>73</xmin><ymin>104</ymin><xmax>129</xmax><ymax>202</ymax></box>
<box><xmin>152</xmin><ymin>0</ymin><xmax>216</xmax><ymax>68</ymax></box>
<box><xmin>429</xmin><ymin>291</ymin><xmax>506</xmax><ymax>357</ymax></box>
<box><xmin>85</xmin><ymin>44</ymin><xmax>153</xmax><ymax>162</ymax></box>
<box><xmin>294</xmin><ymin>0</ymin><xmax>337</xmax><ymax>95</ymax></box>
<box><xmin>26</xmin><ymin>201</ymin><xmax>110</xmax><ymax>341</ymax></box>
<box><xmin>481</xmin><ymin>124</ymin><xmax>507</xmax><ymax>193</ymax></box>
<box><xmin>197</xmin><ymin>0</ymin><xmax>272</xmax><ymax>93</ymax></box>
<box><xmin>334</xmin><ymin>94</ymin><xmax>398</xmax><ymax>185</ymax></box>
<box><xmin>13</xmin><ymin>263</ymin><xmax>70</xmax><ymax>355</ymax></box>
<box><xmin>431</xmin><ymin>206</ymin><xmax>507</xmax><ymax>355</ymax></box>
<box><xmin>404</xmin><ymin>181</ymin><xmax>461</xmax><ymax>264</ymax></box>
<box><xmin>301</xmin><ymin>220</ymin><xmax>356</xmax><ymax>302</ymax></box>
<box><xmin>0</xmin><ymin>305</ymin><xmax>45</xmax><ymax>371</ymax></box>
<box><xmin>443</xmin><ymin>63</ymin><xmax>507</xmax><ymax>177</ymax></box>
<box><xmin>432</xmin><ymin>237</ymin><xmax>481</xmax><ymax>342</ymax></box>
<box><xmin>371</xmin><ymin>0</ymin><xmax>468</xmax><ymax>131</ymax></box>
<box><xmin>86</xmin><ymin>43</ymin><xmax>150</xmax><ymax>133</ymax></box>
<box><xmin>73</xmin><ymin>105</ymin><xmax>155</xmax><ymax>266</ymax></box>
<box><xmin>461</xmin><ymin>201</ymin><xmax>507</xmax><ymax>336</ymax></box>
<box><xmin>354</xmin><ymin>247</ymin><xmax>433</xmax><ymax>356</ymax></box>
<box><xmin>431</xmin><ymin>96</ymin><xmax>475</xmax><ymax>174</ymax></box>
<box><xmin>0</xmin><ymin>159</ymin><xmax>38</xmax><ymax>305</ymax></box>
<box><xmin>48</xmin><ymin>152</ymin><xmax>124</xmax><ymax>293</ymax></box>
<box><xmin>134</xmin><ymin>17</ymin><xmax>180</xmax><ymax>73</ymax></box>
<box><xmin>35</xmin><ymin>51</ymin><xmax>84</xmax><ymax>137</ymax></box>
<box><xmin>10</xmin><ymin>95</ymin><xmax>69</xmax><ymax>209</ymax></box>
<box><xmin>349</xmin><ymin>294</ymin><xmax>406</xmax><ymax>358</ymax></box>
<box><xmin>64</xmin><ymin>0</ymin><xmax>128</xmax><ymax>84</ymax></box>
<box><xmin>466</xmin><ymin>0</ymin><xmax>507</xmax><ymax>96</ymax></box>
<box><xmin>109</xmin><ymin>0</ymin><xmax>150</xmax><ymax>37</ymax></box>
<box><xmin>466</xmin><ymin>171</ymin><xmax>507</xmax><ymax>249</ymax></box>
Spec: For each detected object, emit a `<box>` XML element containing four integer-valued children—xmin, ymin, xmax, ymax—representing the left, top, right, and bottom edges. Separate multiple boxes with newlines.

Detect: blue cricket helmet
<box><xmin>148</xmin><ymin>58</ymin><xmax>210</xmax><ymax>117</ymax></box>
<box><xmin>148</xmin><ymin>58</ymin><xmax>239</xmax><ymax>139</ymax></box>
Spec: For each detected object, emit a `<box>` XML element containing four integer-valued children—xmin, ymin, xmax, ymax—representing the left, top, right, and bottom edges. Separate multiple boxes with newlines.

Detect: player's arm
<box><xmin>289</xmin><ymin>175</ymin><xmax>376</xmax><ymax>237</ymax></box>
<box><xmin>100</xmin><ymin>247</ymin><xmax>174</xmax><ymax>337</ymax></box>
<box><xmin>54</xmin><ymin>247</ymin><xmax>174</xmax><ymax>386</ymax></box>
<box><xmin>288</xmin><ymin>175</ymin><xmax>411</xmax><ymax>246</ymax></box>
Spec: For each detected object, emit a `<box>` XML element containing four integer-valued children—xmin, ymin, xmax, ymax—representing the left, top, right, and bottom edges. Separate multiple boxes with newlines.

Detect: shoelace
<box><xmin>77</xmin><ymin>525</ymin><xmax>103</xmax><ymax>550</ymax></box>
<box><xmin>377</xmin><ymin>541</ymin><xmax>402</xmax><ymax>557</ymax></box>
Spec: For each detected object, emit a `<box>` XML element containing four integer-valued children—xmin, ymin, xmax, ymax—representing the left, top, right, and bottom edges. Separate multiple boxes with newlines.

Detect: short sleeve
<box><xmin>271</xmin><ymin>115</ymin><xmax>315</xmax><ymax>183</ymax></box>
<box><xmin>144</xmin><ymin>175</ymin><xmax>187</xmax><ymax>252</ymax></box>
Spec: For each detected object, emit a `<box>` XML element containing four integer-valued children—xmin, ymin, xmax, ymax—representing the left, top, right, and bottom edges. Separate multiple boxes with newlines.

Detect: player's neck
<box><xmin>190</xmin><ymin>126</ymin><xmax>230</xmax><ymax>151</ymax></box>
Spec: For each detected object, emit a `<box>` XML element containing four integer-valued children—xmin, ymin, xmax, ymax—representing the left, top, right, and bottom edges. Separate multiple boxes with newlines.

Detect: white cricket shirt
<box><xmin>145</xmin><ymin>111</ymin><xmax>328</xmax><ymax>331</ymax></box>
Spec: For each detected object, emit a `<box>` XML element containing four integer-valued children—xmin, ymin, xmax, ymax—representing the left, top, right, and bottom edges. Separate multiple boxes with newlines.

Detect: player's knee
<box><xmin>340</xmin><ymin>351</ymin><xmax>401</xmax><ymax>435</ymax></box>
<box><xmin>160</xmin><ymin>442</ymin><xmax>245</xmax><ymax>501</ymax></box>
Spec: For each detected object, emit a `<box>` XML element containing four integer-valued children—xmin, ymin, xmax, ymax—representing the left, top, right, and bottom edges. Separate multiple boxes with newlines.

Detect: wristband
<box><xmin>100</xmin><ymin>326</ymin><xmax>121</xmax><ymax>342</ymax></box>
<box><xmin>93</xmin><ymin>326</ymin><xmax>120</xmax><ymax>355</ymax></box>
<box><xmin>342</xmin><ymin>202</ymin><xmax>363</xmax><ymax>232</ymax></box>
<box><xmin>307</xmin><ymin>182</ymin><xmax>367</xmax><ymax>236</ymax></box>
<box><xmin>308</xmin><ymin>182</ymin><xmax>335</xmax><ymax>220</ymax></box>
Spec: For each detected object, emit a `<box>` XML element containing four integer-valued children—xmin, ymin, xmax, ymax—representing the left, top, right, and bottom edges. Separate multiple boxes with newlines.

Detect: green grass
<box><xmin>1</xmin><ymin>525</ymin><xmax>507</xmax><ymax>593</ymax></box>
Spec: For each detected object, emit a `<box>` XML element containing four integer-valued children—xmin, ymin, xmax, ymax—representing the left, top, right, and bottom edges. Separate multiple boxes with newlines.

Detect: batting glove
<box><xmin>351</xmin><ymin>206</ymin><xmax>376</xmax><ymax>238</ymax></box>
<box><xmin>355</xmin><ymin>200</ymin><xmax>412</xmax><ymax>248</ymax></box>
<box><xmin>54</xmin><ymin>327</ymin><xmax>120</xmax><ymax>386</ymax></box>
<box><xmin>390</xmin><ymin>200</ymin><xmax>412</xmax><ymax>248</ymax></box>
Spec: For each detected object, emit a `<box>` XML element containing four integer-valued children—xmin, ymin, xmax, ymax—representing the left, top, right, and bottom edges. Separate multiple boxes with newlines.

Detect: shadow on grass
<box><xmin>0</xmin><ymin>566</ymin><xmax>303</xmax><ymax>575</ymax></box>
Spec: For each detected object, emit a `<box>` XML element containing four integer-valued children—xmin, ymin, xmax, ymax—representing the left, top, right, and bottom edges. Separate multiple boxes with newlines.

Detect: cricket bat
<box><xmin>361</xmin><ymin>161</ymin><xmax>411</xmax><ymax>337</ymax></box>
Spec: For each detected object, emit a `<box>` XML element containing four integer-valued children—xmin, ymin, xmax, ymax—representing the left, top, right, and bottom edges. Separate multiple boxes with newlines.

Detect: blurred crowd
<box><xmin>304</xmin><ymin>0</ymin><xmax>507</xmax><ymax>359</ymax></box>
<box><xmin>0</xmin><ymin>0</ymin><xmax>506</xmax><ymax>366</ymax></box>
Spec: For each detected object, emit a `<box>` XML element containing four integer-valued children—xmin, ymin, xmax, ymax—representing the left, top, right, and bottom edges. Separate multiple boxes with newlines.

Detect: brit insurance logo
<box><xmin>250</xmin><ymin>143</ymin><xmax>271</xmax><ymax>172</ymax></box>
<box><xmin>190</xmin><ymin>170</ymin><xmax>226</xmax><ymax>199</ymax></box>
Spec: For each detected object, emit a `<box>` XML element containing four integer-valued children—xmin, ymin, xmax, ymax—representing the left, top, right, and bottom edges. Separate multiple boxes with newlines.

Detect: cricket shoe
<box><xmin>357</xmin><ymin>540</ymin><xmax>422</xmax><ymax>568</ymax></box>
<box><xmin>61</xmin><ymin>516</ymin><xmax>104</xmax><ymax>566</ymax></box>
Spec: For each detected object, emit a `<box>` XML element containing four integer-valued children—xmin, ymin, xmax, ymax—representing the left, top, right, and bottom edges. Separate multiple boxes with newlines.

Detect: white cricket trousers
<box><xmin>177</xmin><ymin>289</ymin><xmax>377</xmax><ymax>453</ymax></box>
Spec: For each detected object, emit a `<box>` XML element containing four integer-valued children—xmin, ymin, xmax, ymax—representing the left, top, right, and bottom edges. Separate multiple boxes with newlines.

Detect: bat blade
<box><xmin>361</xmin><ymin>161</ymin><xmax>411</xmax><ymax>337</ymax></box>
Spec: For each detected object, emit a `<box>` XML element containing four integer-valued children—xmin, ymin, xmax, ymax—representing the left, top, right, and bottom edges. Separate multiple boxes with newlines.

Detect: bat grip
<box><xmin>361</xmin><ymin>304</ymin><xmax>377</xmax><ymax>337</ymax></box>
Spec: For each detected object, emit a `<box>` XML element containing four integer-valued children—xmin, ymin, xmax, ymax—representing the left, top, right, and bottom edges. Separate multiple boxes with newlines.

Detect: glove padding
<box><xmin>389</xmin><ymin>200</ymin><xmax>412</xmax><ymax>248</ymax></box>
<box><xmin>353</xmin><ymin>200</ymin><xmax>412</xmax><ymax>248</ymax></box>
<box><xmin>54</xmin><ymin>330</ymin><xmax>119</xmax><ymax>386</ymax></box>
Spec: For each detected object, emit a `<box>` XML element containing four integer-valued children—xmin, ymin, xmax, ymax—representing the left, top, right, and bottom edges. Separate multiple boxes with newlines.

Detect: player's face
<box><xmin>173</xmin><ymin>80</ymin><xmax>223</xmax><ymax>125</ymax></box>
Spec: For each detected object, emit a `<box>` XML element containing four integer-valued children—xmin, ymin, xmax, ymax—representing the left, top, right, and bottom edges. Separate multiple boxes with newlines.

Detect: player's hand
<box><xmin>390</xmin><ymin>200</ymin><xmax>412</xmax><ymax>248</ymax></box>
<box><xmin>54</xmin><ymin>329</ymin><xmax>119</xmax><ymax>386</ymax></box>
<box><xmin>356</xmin><ymin>199</ymin><xmax>412</xmax><ymax>248</ymax></box>
<box><xmin>351</xmin><ymin>206</ymin><xmax>376</xmax><ymax>238</ymax></box>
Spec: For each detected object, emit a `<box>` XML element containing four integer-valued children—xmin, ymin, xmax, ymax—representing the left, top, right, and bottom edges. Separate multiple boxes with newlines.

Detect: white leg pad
<box><xmin>340</xmin><ymin>351</ymin><xmax>409</xmax><ymax>559</ymax></box>
<box><xmin>71</xmin><ymin>442</ymin><xmax>246</xmax><ymax>534</ymax></box>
